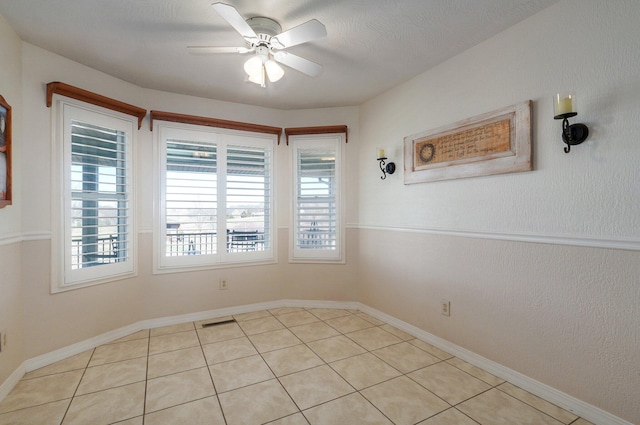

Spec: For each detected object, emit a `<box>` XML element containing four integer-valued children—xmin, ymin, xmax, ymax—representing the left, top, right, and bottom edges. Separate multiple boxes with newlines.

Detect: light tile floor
<box><xmin>0</xmin><ymin>307</ymin><xmax>595</xmax><ymax>425</ymax></box>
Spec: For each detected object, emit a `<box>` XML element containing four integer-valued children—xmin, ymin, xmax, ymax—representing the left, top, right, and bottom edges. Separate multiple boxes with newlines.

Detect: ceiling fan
<box><xmin>188</xmin><ymin>3</ymin><xmax>327</xmax><ymax>87</ymax></box>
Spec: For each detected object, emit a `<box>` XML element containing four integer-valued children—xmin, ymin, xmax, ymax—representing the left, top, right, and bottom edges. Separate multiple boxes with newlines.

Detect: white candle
<box><xmin>555</xmin><ymin>94</ymin><xmax>574</xmax><ymax>116</ymax></box>
<box><xmin>377</xmin><ymin>148</ymin><xmax>385</xmax><ymax>159</ymax></box>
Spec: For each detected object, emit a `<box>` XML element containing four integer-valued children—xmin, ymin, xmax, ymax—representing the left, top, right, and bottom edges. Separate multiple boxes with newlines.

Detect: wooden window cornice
<box><xmin>284</xmin><ymin>125</ymin><xmax>348</xmax><ymax>145</ymax></box>
<box><xmin>150</xmin><ymin>110</ymin><xmax>282</xmax><ymax>144</ymax></box>
<box><xmin>46</xmin><ymin>82</ymin><xmax>147</xmax><ymax>129</ymax></box>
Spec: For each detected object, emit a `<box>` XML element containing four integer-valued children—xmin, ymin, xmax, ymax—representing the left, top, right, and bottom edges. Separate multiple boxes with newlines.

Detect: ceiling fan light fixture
<box><xmin>202</xmin><ymin>3</ymin><xmax>326</xmax><ymax>88</ymax></box>
<box><xmin>247</xmin><ymin>72</ymin><xmax>265</xmax><ymax>87</ymax></box>
<box><xmin>265</xmin><ymin>59</ymin><xmax>284</xmax><ymax>82</ymax></box>
<box><xmin>247</xmin><ymin>71</ymin><xmax>265</xmax><ymax>87</ymax></box>
<box><xmin>244</xmin><ymin>55</ymin><xmax>265</xmax><ymax>78</ymax></box>
<box><xmin>244</xmin><ymin>51</ymin><xmax>283</xmax><ymax>86</ymax></box>
<box><xmin>245</xmin><ymin>57</ymin><xmax>266</xmax><ymax>87</ymax></box>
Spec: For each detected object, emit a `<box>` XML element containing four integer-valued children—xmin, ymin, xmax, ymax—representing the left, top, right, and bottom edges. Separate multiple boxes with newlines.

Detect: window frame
<box><xmin>153</xmin><ymin>121</ymin><xmax>277</xmax><ymax>273</ymax></box>
<box><xmin>289</xmin><ymin>133</ymin><xmax>345</xmax><ymax>263</ymax></box>
<box><xmin>50</xmin><ymin>98</ymin><xmax>137</xmax><ymax>293</ymax></box>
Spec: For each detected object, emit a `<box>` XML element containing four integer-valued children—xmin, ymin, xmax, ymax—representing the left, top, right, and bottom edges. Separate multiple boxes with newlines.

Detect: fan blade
<box><xmin>272</xmin><ymin>19</ymin><xmax>326</xmax><ymax>49</ymax></box>
<box><xmin>212</xmin><ymin>3</ymin><xmax>258</xmax><ymax>42</ymax></box>
<box><xmin>273</xmin><ymin>51</ymin><xmax>323</xmax><ymax>77</ymax></box>
<box><xmin>187</xmin><ymin>46</ymin><xmax>253</xmax><ymax>55</ymax></box>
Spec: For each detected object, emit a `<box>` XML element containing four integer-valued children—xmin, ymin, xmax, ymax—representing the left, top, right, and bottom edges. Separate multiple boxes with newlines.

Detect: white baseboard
<box><xmin>22</xmin><ymin>299</ymin><xmax>356</xmax><ymax>373</ymax></box>
<box><xmin>0</xmin><ymin>362</ymin><xmax>25</xmax><ymax>403</ymax></box>
<box><xmin>24</xmin><ymin>322</ymin><xmax>142</xmax><ymax>372</ymax></box>
<box><xmin>2</xmin><ymin>300</ymin><xmax>630</xmax><ymax>425</ymax></box>
<box><xmin>138</xmin><ymin>300</ymin><xmax>286</xmax><ymax>331</ymax></box>
<box><xmin>281</xmin><ymin>299</ymin><xmax>360</xmax><ymax>310</ymax></box>
<box><xmin>356</xmin><ymin>303</ymin><xmax>633</xmax><ymax>425</ymax></box>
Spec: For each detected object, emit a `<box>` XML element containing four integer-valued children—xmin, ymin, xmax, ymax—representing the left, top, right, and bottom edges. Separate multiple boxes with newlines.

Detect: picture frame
<box><xmin>404</xmin><ymin>100</ymin><xmax>532</xmax><ymax>184</ymax></box>
<box><xmin>0</xmin><ymin>94</ymin><xmax>12</xmax><ymax>208</ymax></box>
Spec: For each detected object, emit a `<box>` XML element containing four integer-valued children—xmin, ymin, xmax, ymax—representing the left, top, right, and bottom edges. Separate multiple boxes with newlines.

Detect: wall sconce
<box><xmin>553</xmin><ymin>93</ymin><xmax>589</xmax><ymax>153</ymax></box>
<box><xmin>377</xmin><ymin>149</ymin><xmax>396</xmax><ymax>180</ymax></box>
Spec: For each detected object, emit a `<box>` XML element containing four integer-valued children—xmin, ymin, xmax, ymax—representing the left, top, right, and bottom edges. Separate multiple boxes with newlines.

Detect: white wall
<box><xmin>357</xmin><ymin>1</ymin><xmax>640</xmax><ymax>423</ymax></box>
<box><xmin>0</xmin><ymin>13</ymin><xmax>24</xmax><ymax>387</ymax></box>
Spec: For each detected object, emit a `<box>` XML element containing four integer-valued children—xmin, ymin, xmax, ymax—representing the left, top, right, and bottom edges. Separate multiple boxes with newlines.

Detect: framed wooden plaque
<box><xmin>404</xmin><ymin>100</ymin><xmax>531</xmax><ymax>184</ymax></box>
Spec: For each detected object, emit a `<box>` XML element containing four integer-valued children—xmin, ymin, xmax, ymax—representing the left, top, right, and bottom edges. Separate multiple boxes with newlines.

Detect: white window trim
<box><xmin>153</xmin><ymin>121</ymin><xmax>277</xmax><ymax>274</ymax></box>
<box><xmin>50</xmin><ymin>98</ymin><xmax>137</xmax><ymax>293</ymax></box>
<box><xmin>289</xmin><ymin>133</ymin><xmax>345</xmax><ymax>264</ymax></box>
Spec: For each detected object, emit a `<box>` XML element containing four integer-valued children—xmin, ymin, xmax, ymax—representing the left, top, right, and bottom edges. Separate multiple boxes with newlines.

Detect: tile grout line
<box><xmin>451</xmin><ymin>406</ymin><xmax>483</xmax><ymax>425</ymax></box>
<box><xmin>266</xmin><ymin>307</ymin><xmax>328</xmax><ymax>424</ymax></box>
<box><xmin>141</xmin><ymin>329</ymin><xmax>151</xmax><ymax>425</ymax></box>
<box><xmin>262</xmin><ymin>312</ymin><xmax>308</xmax><ymax>423</ymax></box>
<box><xmin>58</xmin><ymin>347</ymin><xmax>96</xmax><ymax>425</ymax></box>
<box><xmin>492</xmin><ymin>386</ymin><xmax>570</xmax><ymax>425</ymax></box>
<box><xmin>194</xmin><ymin>320</ymin><xmax>229</xmax><ymax>425</ymax></box>
<box><xmin>242</xmin><ymin>309</ymin><xmax>308</xmax><ymax>424</ymax></box>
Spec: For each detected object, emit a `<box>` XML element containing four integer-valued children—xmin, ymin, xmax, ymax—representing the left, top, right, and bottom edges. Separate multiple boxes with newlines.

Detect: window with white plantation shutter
<box><xmin>52</xmin><ymin>102</ymin><xmax>136</xmax><ymax>291</ymax></box>
<box><xmin>155</xmin><ymin>124</ymin><xmax>276</xmax><ymax>272</ymax></box>
<box><xmin>291</xmin><ymin>134</ymin><xmax>344</xmax><ymax>262</ymax></box>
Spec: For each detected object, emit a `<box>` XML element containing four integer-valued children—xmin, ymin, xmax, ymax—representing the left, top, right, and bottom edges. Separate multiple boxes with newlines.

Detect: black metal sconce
<box><xmin>377</xmin><ymin>149</ymin><xmax>396</xmax><ymax>180</ymax></box>
<box><xmin>553</xmin><ymin>93</ymin><xmax>589</xmax><ymax>153</ymax></box>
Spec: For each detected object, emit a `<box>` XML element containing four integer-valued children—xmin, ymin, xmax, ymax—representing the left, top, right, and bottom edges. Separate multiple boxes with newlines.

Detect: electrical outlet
<box><xmin>0</xmin><ymin>330</ymin><xmax>6</xmax><ymax>352</ymax></box>
<box><xmin>219</xmin><ymin>279</ymin><xmax>228</xmax><ymax>290</ymax></box>
<box><xmin>441</xmin><ymin>299</ymin><xmax>451</xmax><ymax>317</ymax></box>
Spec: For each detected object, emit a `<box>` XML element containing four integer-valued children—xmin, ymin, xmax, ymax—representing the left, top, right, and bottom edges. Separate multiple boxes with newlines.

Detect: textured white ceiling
<box><xmin>0</xmin><ymin>0</ymin><xmax>558</xmax><ymax>109</ymax></box>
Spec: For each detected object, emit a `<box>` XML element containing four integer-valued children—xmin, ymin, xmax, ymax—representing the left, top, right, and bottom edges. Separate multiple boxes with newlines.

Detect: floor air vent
<box><xmin>201</xmin><ymin>318</ymin><xmax>236</xmax><ymax>328</ymax></box>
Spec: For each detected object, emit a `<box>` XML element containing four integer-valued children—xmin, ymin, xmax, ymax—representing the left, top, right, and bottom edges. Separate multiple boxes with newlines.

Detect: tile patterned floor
<box><xmin>0</xmin><ymin>307</ymin><xmax>595</xmax><ymax>425</ymax></box>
